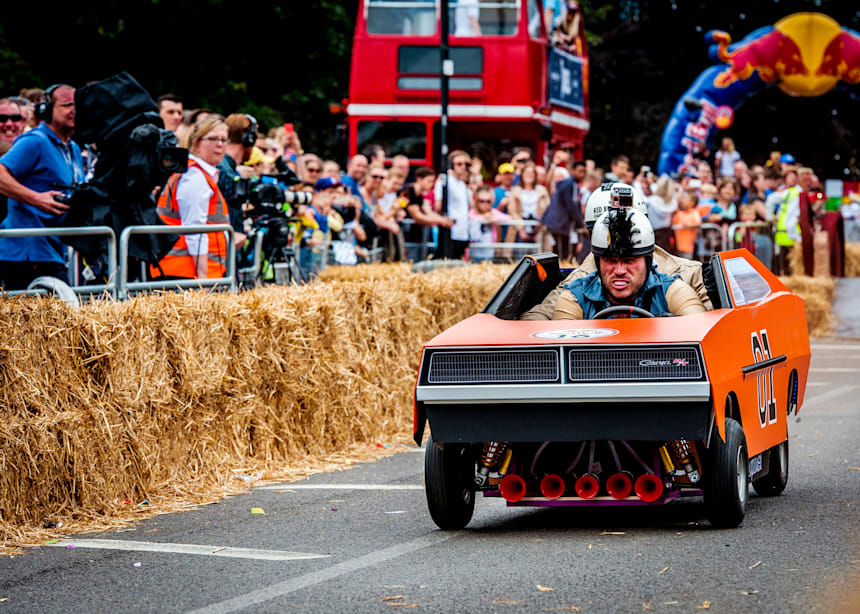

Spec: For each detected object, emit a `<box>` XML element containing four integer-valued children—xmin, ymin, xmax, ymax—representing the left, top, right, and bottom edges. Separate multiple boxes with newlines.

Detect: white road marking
<box><xmin>47</xmin><ymin>539</ymin><xmax>328</xmax><ymax>561</ymax></box>
<box><xmin>186</xmin><ymin>532</ymin><xmax>455</xmax><ymax>614</ymax></box>
<box><xmin>256</xmin><ymin>483</ymin><xmax>423</xmax><ymax>491</ymax></box>
<box><xmin>803</xmin><ymin>385</ymin><xmax>858</xmax><ymax>409</ymax></box>
<box><xmin>806</xmin><ymin>382</ymin><xmax>829</xmax><ymax>387</ymax></box>
<box><xmin>809</xmin><ymin>368</ymin><xmax>858</xmax><ymax>373</ymax></box>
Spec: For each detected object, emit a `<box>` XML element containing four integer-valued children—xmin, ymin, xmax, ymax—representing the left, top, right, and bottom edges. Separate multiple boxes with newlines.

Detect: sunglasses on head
<box><xmin>0</xmin><ymin>114</ymin><xmax>23</xmax><ymax>123</ymax></box>
<box><xmin>515</xmin><ymin>157</ymin><xmax>530</xmax><ymax>163</ymax></box>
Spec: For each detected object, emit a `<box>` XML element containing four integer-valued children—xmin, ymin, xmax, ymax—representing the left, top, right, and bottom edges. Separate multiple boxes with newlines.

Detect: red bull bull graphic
<box><xmin>659</xmin><ymin>12</ymin><xmax>860</xmax><ymax>176</ymax></box>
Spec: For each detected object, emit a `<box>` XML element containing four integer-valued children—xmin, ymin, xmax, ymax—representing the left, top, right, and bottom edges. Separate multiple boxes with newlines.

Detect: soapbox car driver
<box><xmin>522</xmin><ymin>183</ymin><xmax>712</xmax><ymax>320</ymax></box>
<box><xmin>552</xmin><ymin>207</ymin><xmax>706</xmax><ymax>319</ymax></box>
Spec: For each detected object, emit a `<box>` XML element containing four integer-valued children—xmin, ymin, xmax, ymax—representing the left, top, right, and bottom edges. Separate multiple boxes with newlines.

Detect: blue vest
<box><xmin>563</xmin><ymin>266</ymin><xmax>678</xmax><ymax>319</ymax></box>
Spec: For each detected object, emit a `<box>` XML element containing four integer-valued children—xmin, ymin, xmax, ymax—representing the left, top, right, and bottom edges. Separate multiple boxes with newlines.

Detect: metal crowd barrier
<box><xmin>671</xmin><ymin>222</ymin><xmax>727</xmax><ymax>260</ymax></box>
<box><xmin>238</xmin><ymin>230</ymin><xmax>266</xmax><ymax>284</ymax></box>
<box><xmin>726</xmin><ymin>221</ymin><xmax>773</xmax><ymax>250</ymax></box>
<box><xmin>0</xmin><ymin>226</ymin><xmax>117</xmax><ymax>299</ymax></box>
<box><xmin>467</xmin><ymin>219</ymin><xmax>541</xmax><ymax>263</ymax></box>
<box><xmin>118</xmin><ymin>224</ymin><xmax>237</xmax><ymax>299</ymax></box>
<box><xmin>726</xmin><ymin>220</ymin><xmax>775</xmax><ymax>270</ymax></box>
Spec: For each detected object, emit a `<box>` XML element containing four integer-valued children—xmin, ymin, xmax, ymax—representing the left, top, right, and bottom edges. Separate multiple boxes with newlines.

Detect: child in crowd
<box><xmin>696</xmin><ymin>183</ymin><xmax>723</xmax><ymax>223</ymax></box>
<box><xmin>734</xmin><ymin>202</ymin><xmax>758</xmax><ymax>253</ymax></box>
<box><xmin>469</xmin><ymin>187</ymin><xmax>511</xmax><ymax>262</ymax></box>
<box><xmin>672</xmin><ymin>190</ymin><xmax>702</xmax><ymax>259</ymax></box>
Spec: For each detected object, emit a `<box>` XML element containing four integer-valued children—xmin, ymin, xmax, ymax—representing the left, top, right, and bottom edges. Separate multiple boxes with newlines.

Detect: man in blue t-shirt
<box><xmin>0</xmin><ymin>84</ymin><xmax>85</xmax><ymax>290</ymax></box>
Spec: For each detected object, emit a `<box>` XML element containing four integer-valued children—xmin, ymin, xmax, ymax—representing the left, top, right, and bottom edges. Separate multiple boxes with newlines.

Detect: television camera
<box><xmin>238</xmin><ymin>168</ymin><xmax>314</xmax><ymax>285</ymax></box>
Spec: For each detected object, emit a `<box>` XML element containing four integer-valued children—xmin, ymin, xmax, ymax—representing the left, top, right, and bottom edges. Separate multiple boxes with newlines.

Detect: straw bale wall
<box><xmin>847</xmin><ymin>243</ymin><xmax>860</xmax><ymax>277</ymax></box>
<box><xmin>0</xmin><ymin>264</ymin><xmax>510</xmax><ymax>544</ymax></box>
<box><xmin>779</xmin><ymin>275</ymin><xmax>835</xmax><ymax>338</ymax></box>
<box><xmin>789</xmin><ymin>242</ymin><xmax>860</xmax><ymax>277</ymax></box>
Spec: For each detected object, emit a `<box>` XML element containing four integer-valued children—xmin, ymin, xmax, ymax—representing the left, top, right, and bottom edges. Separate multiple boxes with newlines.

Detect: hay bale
<box><xmin>779</xmin><ymin>275</ymin><xmax>835</xmax><ymax>337</ymax></box>
<box><xmin>846</xmin><ymin>243</ymin><xmax>860</xmax><ymax>277</ymax></box>
<box><xmin>317</xmin><ymin>263</ymin><xmax>413</xmax><ymax>282</ymax></box>
<box><xmin>0</xmin><ymin>264</ymin><xmax>510</xmax><ymax>547</ymax></box>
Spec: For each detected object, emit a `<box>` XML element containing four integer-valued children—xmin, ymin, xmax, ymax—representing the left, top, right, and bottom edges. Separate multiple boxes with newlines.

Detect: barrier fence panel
<box><xmin>118</xmin><ymin>224</ymin><xmax>237</xmax><ymax>300</ymax></box>
<box><xmin>0</xmin><ymin>226</ymin><xmax>117</xmax><ymax>299</ymax></box>
<box><xmin>726</xmin><ymin>221</ymin><xmax>775</xmax><ymax>270</ymax></box>
<box><xmin>468</xmin><ymin>219</ymin><xmax>542</xmax><ymax>263</ymax></box>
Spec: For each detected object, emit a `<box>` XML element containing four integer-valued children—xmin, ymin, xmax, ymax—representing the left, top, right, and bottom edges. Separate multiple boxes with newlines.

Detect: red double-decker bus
<box><xmin>346</xmin><ymin>0</ymin><xmax>590</xmax><ymax>169</ymax></box>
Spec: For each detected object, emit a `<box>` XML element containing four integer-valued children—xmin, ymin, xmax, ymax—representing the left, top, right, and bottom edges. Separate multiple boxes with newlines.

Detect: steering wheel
<box><xmin>592</xmin><ymin>305</ymin><xmax>655</xmax><ymax>319</ymax></box>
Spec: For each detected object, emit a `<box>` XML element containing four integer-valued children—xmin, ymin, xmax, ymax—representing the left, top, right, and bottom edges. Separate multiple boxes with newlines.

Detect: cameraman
<box><xmin>218</xmin><ymin>113</ymin><xmax>256</xmax><ymax>247</ymax></box>
<box><xmin>0</xmin><ymin>84</ymin><xmax>85</xmax><ymax>290</ymax></box>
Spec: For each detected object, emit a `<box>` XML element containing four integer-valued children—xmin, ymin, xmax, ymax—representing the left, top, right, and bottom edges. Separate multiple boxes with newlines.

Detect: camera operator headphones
<box><xmin>35</xmin><ymin>84</ymin><xmax>63</xmax><ymax>121</ymax></box>
<box><xmin>242</xmin><ymin>114</ymin><xmax>258</xmax><ymax>148</ymax></box>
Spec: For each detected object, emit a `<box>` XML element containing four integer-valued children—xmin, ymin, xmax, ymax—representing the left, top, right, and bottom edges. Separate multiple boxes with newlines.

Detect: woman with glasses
<box><xmin>360</xmin><ymin>163</ymin><xmax>388</xmax><ymax>209</ymax></box>
<box><xmin>151</xmin><ymin>118</ymin><xmax>232</xmax><ymax>280</ymax></box>
<box><xmin>506</xmin><ymin>161</ymin><xmax>549</xmax><ymax>247</ymax></box>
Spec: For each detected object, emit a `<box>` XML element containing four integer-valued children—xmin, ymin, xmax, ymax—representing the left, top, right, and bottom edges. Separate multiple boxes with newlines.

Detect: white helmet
<box><xmin>584</xmin><ymin>182</ymin><xmax>649</xmax><ymax>230</ymax></box>
<box><xmin>591</xmin><ymin>208</ymin><xmax>655</xmax><ymax>258</ymax></box>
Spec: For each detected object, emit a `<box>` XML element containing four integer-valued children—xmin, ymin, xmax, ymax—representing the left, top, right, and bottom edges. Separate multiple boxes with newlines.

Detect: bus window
<box><xmin>367</xmin><ymin>0</ymin><xmax>438</xmax><ymax>36</ymax></box>
<box><xmin>357</xmin><ymin>121</ymin><xmax>427</xmax><ymax>160</ymax></box>
<box><xmin>449</xmin><ymin>0</ymin><xmax>520</xmax><ymax>37</ymax></box>
<box><xmin>526</xmin><ymin>0</ymin><xmax>541</xmax><ymax>39</ymax></box>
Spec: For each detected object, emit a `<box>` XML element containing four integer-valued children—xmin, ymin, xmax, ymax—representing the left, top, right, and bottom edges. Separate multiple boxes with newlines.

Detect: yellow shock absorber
<box><xmin>499</xmin><ymin>448</ymin><xmax>513</xmax><ymax>475</ymax></box>
<box><xmin>658</xmin><ymin>444</ymin><xmax>676</xmax><ymax>473</ymax></box>
<box><xmin>474</xmin><ymin>441</ymin><xmax>508</xmax><ymax>487</ymax></box>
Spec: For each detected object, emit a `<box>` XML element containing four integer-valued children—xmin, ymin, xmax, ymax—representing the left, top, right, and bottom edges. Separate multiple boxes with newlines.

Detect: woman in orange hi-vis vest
<box><xmin>150</xmin><ymin>117</ymin><xmax>231</xmax><ymax>280</ymax></box>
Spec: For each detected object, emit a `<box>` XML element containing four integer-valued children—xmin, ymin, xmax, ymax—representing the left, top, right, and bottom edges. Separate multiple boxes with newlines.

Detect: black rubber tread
<box><xmin>752</xmin><ymin>440</ymin><xmax>789</xmax><ymax>496</ymax></box>
<box><xmin>424</xmin><ymin>435</ymin><xmax>476</xmax><ymax>530</ymax></box>
<box><xmin>703</xmin><ymin>418</ymin><xmax>748</xmax><ymax>528</ymax></box>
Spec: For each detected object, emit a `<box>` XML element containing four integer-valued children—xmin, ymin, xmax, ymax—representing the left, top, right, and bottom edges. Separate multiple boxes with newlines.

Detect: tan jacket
<box><xmin>521</xmin><ymin>247</ymin><xmax>712</xmax><ymax>320</ymax></box>
<box><xmin>552</xmin><ymin>277</ymin><xmax>706</xmax><ymax>320</ymax></box>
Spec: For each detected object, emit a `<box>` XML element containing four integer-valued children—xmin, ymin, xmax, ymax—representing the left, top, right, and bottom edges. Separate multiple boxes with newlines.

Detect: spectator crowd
<box><xmin>0</xmin><ymin>84</ymin><xmax>833</xmax><ymax>292</ymax></box>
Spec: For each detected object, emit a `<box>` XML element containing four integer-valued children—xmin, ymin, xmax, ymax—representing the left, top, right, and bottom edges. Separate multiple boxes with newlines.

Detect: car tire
<box><xmin>424</xmin><ymin>435</ymin><xmax>475</xmax><ymax>530</ymax></box>
<box><xmin>704</xmin><ymin>418</ymin><xmax>748</xmax><ymax>529</ymax></box>
<box><xmin>752</xmin><ymin>440</ymin><xmax>789</xmax><ymax>496</ymax></box>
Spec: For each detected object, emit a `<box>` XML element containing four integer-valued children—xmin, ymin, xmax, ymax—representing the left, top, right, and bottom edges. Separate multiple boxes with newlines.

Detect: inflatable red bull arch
<box><xmin>658</xmin><ymin>12</ymin><xmax>860</xmax><ymax>176</ymax></box>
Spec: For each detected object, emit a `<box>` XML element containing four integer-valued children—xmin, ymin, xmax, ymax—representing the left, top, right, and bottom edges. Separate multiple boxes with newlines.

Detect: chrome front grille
<box><xmin>568</xmin><ymin>346</ymin><xmax>703</xmax><ymax>382</ymax></box>
<box><xmin>427</xmin><ymin>350</ymin><xmax>560</xmax><ymax>384</ymax></box>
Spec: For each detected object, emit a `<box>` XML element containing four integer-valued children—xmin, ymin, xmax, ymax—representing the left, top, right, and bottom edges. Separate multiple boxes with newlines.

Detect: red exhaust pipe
<box><xmin>634</xmin><ymin>474</ymin><xmax>664</xmax><ymax>502</ymax></box>
<box><xmin>540</xmin><ymin>474</ymin><xmax>566</xmax><ymax>500</ymax></box>
<box><xmin>574</xmin><ymin>474</ymin><xmax>600</xmax><ymax>499</ymax></box>
<box><xmin>499</xmin><ymin>474</ymin><xmax>526</xmax><ymax>502</ymax></box>
<box><xmin>606</xmin><ymin>472</ymin><xmax>633</xmax><ymax>499</ymax></box>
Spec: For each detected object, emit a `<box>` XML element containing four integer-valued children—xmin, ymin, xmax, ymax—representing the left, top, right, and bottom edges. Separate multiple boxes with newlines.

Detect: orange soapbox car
<box><xmin>414</xmin><ymin>250</ymin><xmax>810</xmax><ymax>529</ymax></box>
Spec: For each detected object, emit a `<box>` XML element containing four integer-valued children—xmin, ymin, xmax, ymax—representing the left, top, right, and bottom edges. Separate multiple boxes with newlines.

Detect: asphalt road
<box><xmin>1</xmin><ymin>339</ymin><xmax>858</xmax><ymax>614</ymax></box>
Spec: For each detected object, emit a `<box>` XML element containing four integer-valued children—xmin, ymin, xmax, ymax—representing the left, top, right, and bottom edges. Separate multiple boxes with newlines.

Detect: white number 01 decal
<box><xmin>751</xmin><ymin>329</ymin><xmax>778</xmax><ymax>427</ymax></box>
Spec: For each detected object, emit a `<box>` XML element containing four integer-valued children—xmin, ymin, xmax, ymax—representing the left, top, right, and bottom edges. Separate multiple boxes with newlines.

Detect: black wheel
<box><xmin>424</xmin><ymin>435</ymin><xmax>475</xmax><ymax>530</ymax></box>
<box><xmin>752</xmin><ymin>440</ymin><xmax>789</xmax><ymax>496</ymax></box>
<box><xmin>704</xmin><ymin>418</ymin><xmax>749</xmax><ymax>528</ymax></box>
<box><xmin>592</xmin><ymin>305</ymin><xmax>655</xmax><ymax>319</ymax></box>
